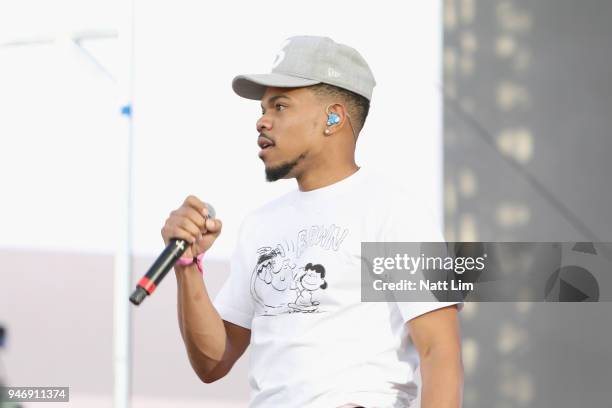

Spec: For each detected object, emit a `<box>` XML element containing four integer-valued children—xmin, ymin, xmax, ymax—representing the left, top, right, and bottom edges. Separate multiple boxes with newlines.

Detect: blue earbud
<box><xmin>327</xmin><ymin>112</ymin><xmax>341</xmax><ymax>126</ymax></box>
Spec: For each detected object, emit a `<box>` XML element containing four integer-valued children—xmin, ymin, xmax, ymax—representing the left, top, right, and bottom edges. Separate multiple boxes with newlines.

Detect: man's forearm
<box><xmin>419</xmin><ymin>348</ymin><xmax>463</xmax><ymax>408</ymax></box>
<box><xmin>175</xmin><ymin>265</ymin><xmax>227</xmax><ymax>380</ymax></box>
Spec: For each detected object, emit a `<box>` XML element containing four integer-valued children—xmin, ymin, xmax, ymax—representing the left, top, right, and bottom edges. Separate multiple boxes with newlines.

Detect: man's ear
<box><xmin>324</xmin><ymin>103</ymin><xmax>350</xmax><ymax>135</ymax></box>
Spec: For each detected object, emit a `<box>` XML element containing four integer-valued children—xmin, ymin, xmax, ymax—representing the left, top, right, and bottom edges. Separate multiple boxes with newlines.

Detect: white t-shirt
<box><xmin>213</xmin><ymin>169</ymin><xmax>463</xmax><ymax>408</ymax></box>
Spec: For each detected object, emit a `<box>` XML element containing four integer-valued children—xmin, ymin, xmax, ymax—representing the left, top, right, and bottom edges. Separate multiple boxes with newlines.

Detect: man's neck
<box><xmin>296</xmin><ymin>164</ymin><xmax>360</xmax><ymax>192</ymax></box>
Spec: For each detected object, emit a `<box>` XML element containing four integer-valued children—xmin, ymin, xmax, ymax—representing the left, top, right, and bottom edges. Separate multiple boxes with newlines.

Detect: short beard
<box><xmin>265</xmin><ymin>153</ymin><xmax>306</xmax><ymax>182</ymax></box>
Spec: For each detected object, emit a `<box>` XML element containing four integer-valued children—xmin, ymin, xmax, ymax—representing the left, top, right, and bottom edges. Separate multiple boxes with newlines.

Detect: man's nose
<box><xmin>256</xmin><ymin>115</ymin><xmax>272</xmax><ymax>133</ymax></box>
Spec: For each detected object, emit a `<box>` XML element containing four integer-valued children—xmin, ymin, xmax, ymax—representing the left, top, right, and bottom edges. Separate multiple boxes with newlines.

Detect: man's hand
<box><xmin>161</xmin><ymin>195</ymin><xmax>222</xmax><ymax>258</ymax></box>
<box><xmin>409</xmin><ymin>304</ymin><xmax>463</xmax><ymax>408</ymax></box>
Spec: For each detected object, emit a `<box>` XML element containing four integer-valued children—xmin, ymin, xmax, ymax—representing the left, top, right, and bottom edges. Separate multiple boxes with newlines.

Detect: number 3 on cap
<box><xmin>271</xmin><ymin>39</ymin><xmax>291</xmax><ymax>69</ymax></box>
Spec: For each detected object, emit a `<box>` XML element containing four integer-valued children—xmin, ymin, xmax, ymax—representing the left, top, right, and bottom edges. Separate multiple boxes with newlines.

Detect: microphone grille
<box><xmin>205</xmin><ymin>202</ymin><xmax>216</xmax><ymax>219</ymax></box>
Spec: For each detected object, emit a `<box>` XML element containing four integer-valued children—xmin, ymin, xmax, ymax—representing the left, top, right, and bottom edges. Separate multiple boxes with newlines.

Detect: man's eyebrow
<box><xmin>260</xmin><ymin>94</ymin><xmax>291</xmax><ymax>109</ymax></box>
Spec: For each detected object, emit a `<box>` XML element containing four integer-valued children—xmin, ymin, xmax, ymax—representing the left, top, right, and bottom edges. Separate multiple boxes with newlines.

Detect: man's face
<box><xmin>257</xmin><ymin>87</ymin><xmax>326</xmax><ymax>181</ymax></box>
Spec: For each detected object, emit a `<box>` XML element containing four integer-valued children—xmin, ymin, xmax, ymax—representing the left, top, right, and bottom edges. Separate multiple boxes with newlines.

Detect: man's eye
<box><xmin>275</xmin><ymin>104</ymin><xmax>287</xmax><ymax>111</ymax></box>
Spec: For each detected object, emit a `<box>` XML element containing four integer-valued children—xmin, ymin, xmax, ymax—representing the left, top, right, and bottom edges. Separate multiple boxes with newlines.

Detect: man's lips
<box><xmin>257</xmin><ymin>135</ymin><xmax>276</xmax><ymax>150</ymax></box>
<box><xmin>258</xmin><ymin>136</ymin><xmax>276</xmax><ymax>158</ymax></box>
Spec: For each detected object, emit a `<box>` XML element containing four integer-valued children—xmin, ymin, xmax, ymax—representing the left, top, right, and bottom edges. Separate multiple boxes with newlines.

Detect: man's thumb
<box><xmin>206</xmin><ymin>218</ymin><xmax>222</xmax><ymax>234</ymax></box>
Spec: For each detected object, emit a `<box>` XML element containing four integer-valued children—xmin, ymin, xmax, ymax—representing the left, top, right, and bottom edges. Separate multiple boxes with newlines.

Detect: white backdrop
<box><xmin>0</xmin><ymin>0</ymin><xmax>443</xmax><ymax>260</ymax></box>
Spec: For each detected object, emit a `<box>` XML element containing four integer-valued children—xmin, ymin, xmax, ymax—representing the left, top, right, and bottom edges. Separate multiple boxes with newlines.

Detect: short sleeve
<box><xmin>382</xmin><ymin>190</ymin><xmax>464</xmax><ymax>323</ymax></box>
<box><xmin>213</xmin><ymin>218</ymin><xmax>255</xmax><ymax>329</ymax></box>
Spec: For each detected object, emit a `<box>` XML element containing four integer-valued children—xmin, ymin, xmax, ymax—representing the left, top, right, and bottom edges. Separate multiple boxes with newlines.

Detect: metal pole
<box><xmin>114</xmin><ymin>0</ymin><xmax>136</xmax><ymax>407</ymax></box>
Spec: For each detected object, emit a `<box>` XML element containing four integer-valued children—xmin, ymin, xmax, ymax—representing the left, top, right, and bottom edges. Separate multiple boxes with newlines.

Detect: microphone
<box><xmin>130</xmin><ymin>203</ymin><xmax>216</xmax><ymax>306</ymax></box>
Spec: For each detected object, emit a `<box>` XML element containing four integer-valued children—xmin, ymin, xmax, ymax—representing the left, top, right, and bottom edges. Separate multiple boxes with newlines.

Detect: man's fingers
<box><xmin>178</xmin><ymin>218</ymin><xmax>202</xmax><ymax>239</ymax></box>
<box><xmin>183</xmin><ymin>195</ymin><xmax>207</xmax><ymax>215</ymax></box>
<box><xmin>205</xmin><ymin>218</ymin><xmax>222</xmax><ymax>234</ymax></box>
<box><xmin>176</xmin><ymin>206</ymin><xmax>207</xmax><ymax>230</ymax></box>
<box><xmin>162</xmin><ymin>224</ymin><xmax>198</xmax><ymax>244</ymax></box>
<box><xmin>183</xmin><ymin>196</ymin><xmax>215</xmax><ymax>222</ymax></box>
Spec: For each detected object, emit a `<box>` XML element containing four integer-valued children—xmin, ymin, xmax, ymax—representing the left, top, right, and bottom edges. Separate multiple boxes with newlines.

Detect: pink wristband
<box><xmin>177</xmin><ymin>253</ymin><xmax>204</xmax><ymax>274</ymax></box>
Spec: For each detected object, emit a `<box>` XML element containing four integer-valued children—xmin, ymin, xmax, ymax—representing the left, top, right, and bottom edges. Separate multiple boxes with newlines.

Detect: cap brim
<box><xmin>232</xmin><ymin>73</ymin><xmax>320</xmax><ymax>100</ymax></box>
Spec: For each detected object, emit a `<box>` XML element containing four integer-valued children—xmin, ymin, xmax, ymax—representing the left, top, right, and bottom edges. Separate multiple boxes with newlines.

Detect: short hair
<box><xmin>308</xmin><ymin>83</ymin><xmax>370</xmax><ymax>134</ymax></box>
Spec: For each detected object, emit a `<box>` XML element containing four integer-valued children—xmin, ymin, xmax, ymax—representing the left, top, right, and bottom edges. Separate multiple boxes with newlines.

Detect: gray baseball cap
<box><xmin>232</xmin><ymin>36</ymin><xmax>376</xmax><ymax>101</ymax></box>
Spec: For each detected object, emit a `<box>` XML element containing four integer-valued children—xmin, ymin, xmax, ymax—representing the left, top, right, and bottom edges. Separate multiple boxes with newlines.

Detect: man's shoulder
<box><xmin>361</xmin><ymin>170</ymin><xmax>416</xmax><ymax>206</ymax></box>
<box><xmin>365</xmin><ymin>170</ymin><xmax>443</xmax><ymax>240</ymax></box>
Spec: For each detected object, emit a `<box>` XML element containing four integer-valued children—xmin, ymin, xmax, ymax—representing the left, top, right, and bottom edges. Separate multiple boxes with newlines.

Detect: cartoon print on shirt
<box><xmin>288</xmin><ymin>263</ymin><xmax>328</xmax><ymax>313</ymax></box>
<box><xmin>250</xmin><ymin>223</ymin><xmax>349</xmax><ymax>316</ymax></box>
<box><xmin>250</xmin><ymin>245</ymin><xmax>297</xmax><ymax>315</ymax></box>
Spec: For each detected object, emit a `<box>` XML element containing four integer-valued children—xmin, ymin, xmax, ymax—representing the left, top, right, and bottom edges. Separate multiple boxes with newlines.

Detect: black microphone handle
<box><xmin>129</xmin><ymin>238</ymin><xmax>189</xmax><ymax>305</ymax></box>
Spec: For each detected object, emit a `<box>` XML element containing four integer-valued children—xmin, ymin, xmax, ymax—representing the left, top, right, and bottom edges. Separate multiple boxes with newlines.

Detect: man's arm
<box><xmin>162</xmin><ymin>195</ymin><xmax>251</xmax><ymax>384</ymax></box>
<box><xmin>408</xmin><ymin>304</ymin><xmax>463</xmax><ymax>408</ymax></box>
<box><xmin>176</xmin><ymin>264</ymin><xmax>251</xmax><ymax>383</ymax></box>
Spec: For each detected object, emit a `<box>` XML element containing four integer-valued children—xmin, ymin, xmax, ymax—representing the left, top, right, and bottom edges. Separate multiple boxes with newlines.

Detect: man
<box><xmin>162</xmin><ymin>36</ymin><xmax>463</xmax><ymax>408</ymax></box>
